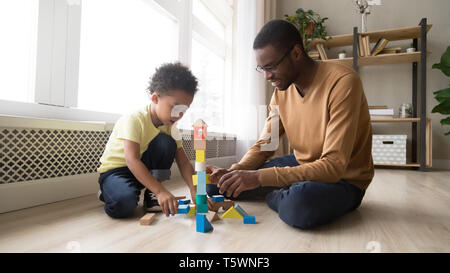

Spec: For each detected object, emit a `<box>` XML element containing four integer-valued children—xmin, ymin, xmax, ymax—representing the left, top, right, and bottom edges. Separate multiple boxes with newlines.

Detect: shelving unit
<box><xmin>310</xmin><ymin>18</ymin><xmax>432</xmax><ymax>170</ymax></box>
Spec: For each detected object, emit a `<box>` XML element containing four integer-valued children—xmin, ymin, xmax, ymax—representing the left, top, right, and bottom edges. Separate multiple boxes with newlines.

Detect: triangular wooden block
<box><xmin>207</xmin><ymin>211</ymin><xmax>220</xmax><ymax>223</ymax></box>
<box><xmin>221</xmin><ymin>206</ymin><xmax>243</xmax><ymax>219</ymax></box>
<box><xmin>196</xmin><ymin>214</ymin><xmax>213</xmax><ymax>233</ymax></box>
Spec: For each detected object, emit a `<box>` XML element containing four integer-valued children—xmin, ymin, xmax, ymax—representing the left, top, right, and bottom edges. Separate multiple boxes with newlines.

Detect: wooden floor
<box><xmin>0</xmin><ymin>169</ymin><xmax>449</xmax><ymax>253</ymax></box>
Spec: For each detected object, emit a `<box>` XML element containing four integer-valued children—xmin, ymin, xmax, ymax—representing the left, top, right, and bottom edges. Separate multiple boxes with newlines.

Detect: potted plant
<box><xmin>285</xmin><ymin>8</ymin><xmax>332</xmax><ymax>52</ymax></box>
<box><xmin>431</xmin><ymin>46</ymin><xmax>450</xmax><ymax>135</ymax></box>
<box><xmin>407</xmin><ymin>43</ymin><xmax>416</xmax><ymax>53</ymax></box>
<box><xmin>338</xmin><ymin>49</ymin><xmax>347</xmax><ymax>59</ymax></box>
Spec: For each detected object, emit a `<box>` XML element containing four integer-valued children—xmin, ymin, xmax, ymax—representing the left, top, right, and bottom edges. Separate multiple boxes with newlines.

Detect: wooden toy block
<box><xmin>221</xmin><ymin>206</ymin><xmax>243</xmax><ymax>219</ymax></box>
<box><xmin>193</xmin><ymin>119</ymin><xmax>207</xmax><ymax>140</ymax></box>
<box><xmin>196</xmin><ymin>150</ymin><xmax>205</xmax><ymax>162</ymax></box>
<box><xmin>196</xmin><ymin>214</ymin><xmax>213</xmax><ymax>233</ymax></box>
<box><xmin>207</xmin><ymin>197</ymin><xmax>219</xmax><ymax>212</ymax></box>
<box><xmin>195</xmin><ymin>161</ymin><xmax>206</xmax><ymax>172</ymax></box>
<box><xmin>243</xmin><ymin>215</ymin><xmax>256</xmax><ymax>224</ymax></box>
<box><xmin>192</xmin><ymin>174</ymin><xmax>211</xmax><ymax>186</ymax></box>
<box><xmin>140</xmin><ymin>213</ymin><xmax>156</xmax><ymax>225</ymax></box>
<box><xmin>197</xmin><ymin>203</ymin><xmax>209</xmax><ymax>213</ymax></box>
<box><xmin>234</xmin><ymin>204</ymin><xmax>248</xmax><ymax>217</ymax></box>
<box><xmin>222</xmin><ymin>200</ymin><xmax>234</xmax><ymax>210</ymax></box>
<box><xmin>177</xmin><ymin>204</ymin><xmax>190</xmax><ymax>214</ymax></box>
<box><xmin>178</xmin><ymin>199</ymin><xmax>190</xmax><ymax>205</ymax></box>
<box><xmin>207</xmin><ymin>211</ymin><xmax>220</xmax><ymax>223</ymax></box>
<box><xmin>196</xmin><ymin>171</ymin><xmax>207</xmax><ymax>194</ymax></box>
<box><xmin>186</xmin><ymin>204</ymin><xmax>196</xmax><ymax>215</ymax></box>
<box><xmin>212</xmin><ymin>195</ymin><xmax>225</xmax><ymax>202</ymax></box>
<box><xmin>208</xmin><ymin>199</ymin><xmax>234</xmax><ymax>212</ymax></box>
<box><xmin>196</xmin><ymin>194</ymin><xmax>207</xmax><ymax>204</ymax></box>
<box><xmin>194</xmin><ymin>139</ymin><xmax>206</xmax><ymax>150</ymax></box>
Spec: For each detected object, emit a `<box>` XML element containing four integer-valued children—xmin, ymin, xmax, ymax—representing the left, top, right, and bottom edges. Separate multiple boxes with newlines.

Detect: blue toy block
<box><xmin>177</xmin><ymin>204</ymin><xmax>190</xmax><ymax>214</ymax></box>
<box><xmin>197</xmin><ymin>203</ymin><xmax>209</xmax><ymax>213</ymax></box>
<box><xmin>196</xmin><ymin>171</ymin><xmax>207</xmax><ymax>194</ymax></box>
<box><xmin>243</xmin><ymin>215</ymin><xmax>256</xmax><ymax>224</ymax></box>
<box><xmin>196</xmin><ymin>214</ymin><xmax>213</xmax><ymax>233</ymax></box>
<box><xmin>234</xmin><ymin>204</ymin><xmax>248</xmax><ymax>217</ymax></box>
<box><xmin>178</xmin><ymin>199</ymin><xmax>190</xmax><ymax>205</ymax></box>
<box><xmin>211</xmin><ymin>195</ymin><xmax>225</xmax><ymax>202</ymax></box>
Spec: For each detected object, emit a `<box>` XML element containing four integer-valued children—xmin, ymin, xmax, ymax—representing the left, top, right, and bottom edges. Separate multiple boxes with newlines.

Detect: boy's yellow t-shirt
<box><xmin>97</xmin><ymin>105</ymin><xmax>182</xmax><ymax>174</ymax></box>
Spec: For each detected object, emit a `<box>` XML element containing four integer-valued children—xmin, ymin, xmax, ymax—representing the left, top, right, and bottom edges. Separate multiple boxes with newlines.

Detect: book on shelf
<box><xmin>364</xmin><ymin>36</ymin><xmax>370</xmax><ymax>57</ymax></box>
<box><xmin>359</xmin><ymin>35</ymin><xmax>370</xmax><ymax>57</ymax></box>
<box><xmin>369</xmin><ymin>108</ymin><xmax>394</xmax><ymax>116</ymax></box>
<box><xmin>315</xmin><ymin>43</ymin><xmax>328</xmax><ymax>60</ymax></box>
<box><xmin>371</xmin><ymin>38</ymin><xmax>389</xmax><ymax>56</ymax></box>
<box><xmin>380</xmin><ymin>47</ymin><xmax>402</xmax><ymax>54</ymax></box>
<box><xmin>358</xmin><ymin>35</ymin><xmax>364</xmax><ymax>56</ymax></box>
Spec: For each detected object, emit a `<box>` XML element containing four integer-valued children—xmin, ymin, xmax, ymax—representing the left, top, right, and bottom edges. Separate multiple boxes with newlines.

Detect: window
<box><xmin>180</xmin><ymin>39</ymin><xmax>225</xmax><ymax>132</ymax></box>
<box><xmin>77</xmin><ymin>0</ymin><xmax>178</xmax><ymax>114</ymax></box>
<box><xmin>177</xmin><ymin>0</ymin><xmax>232</xmax><ymax>132</ymax></box>
<box><xmin>192</xmin><ymin>0</ymin><xmax>225</xmax><ymax>40</ymax></box>
<box><xmin>0</xmin><ymin>0</ymin><xmax>234</xmax><ymax>127</ymax></box>
<box><xmin>0</xmin><ymin>0</ymin><xmax>38</xmax><ymax>103</ymax></box>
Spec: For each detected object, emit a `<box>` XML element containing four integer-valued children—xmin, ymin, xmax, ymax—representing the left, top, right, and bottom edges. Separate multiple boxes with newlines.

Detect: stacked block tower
<box><xmin>192</xmin><ymin>119</ymin><xmax>213</xmax><ymax>232</ymax></box>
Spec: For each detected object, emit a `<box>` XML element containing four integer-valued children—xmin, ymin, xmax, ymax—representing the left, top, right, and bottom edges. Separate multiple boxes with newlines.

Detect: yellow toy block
<box><xmin>192</xmin><ymin>174</ymin><xmax>211</xmax><ymax>186</ymax></box>
<box><xmin>221</xmin><ymin>206</ymin><xmax>243</xmax><ymax>219</ymax></box>
<box><xmin>187</xmin><ymin>204</ymin><xmax>196</xmax><ymax>216</ymax></box>
<box><xmin>196</xmin><ymin>150</ymin><xmax>205</xmax><ymax>162</ymax></box>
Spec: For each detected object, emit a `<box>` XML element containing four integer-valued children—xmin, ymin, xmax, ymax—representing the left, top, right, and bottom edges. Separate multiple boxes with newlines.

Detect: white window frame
<box><xmin>0</xmin><ymin>0</ymin><xmax>234</xmax><ymax>124</ymax></box>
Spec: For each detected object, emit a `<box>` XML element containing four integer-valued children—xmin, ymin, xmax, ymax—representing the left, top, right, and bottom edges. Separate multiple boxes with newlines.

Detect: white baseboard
<box><xmin>0</xmin><ymin>156</ymin><xmax>237</xmax><ymax>214</ymax></box>
<box><xmin>0</xmin><ymin>173</ymin><xmax>100</xmax><ymax>214</ymax></box>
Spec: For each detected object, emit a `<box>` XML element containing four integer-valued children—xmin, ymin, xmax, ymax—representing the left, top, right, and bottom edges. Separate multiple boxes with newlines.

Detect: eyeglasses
<box><xmin>255</xmin><ymin>45</ymin><xmax>294</xmax><ymax>73</ymax></box>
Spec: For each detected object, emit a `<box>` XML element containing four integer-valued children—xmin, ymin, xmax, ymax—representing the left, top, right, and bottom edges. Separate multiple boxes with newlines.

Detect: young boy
<box><xmin>97</xmin><ymin>62</ymin><xmax>198</xmax><ymax>218</ymax></box>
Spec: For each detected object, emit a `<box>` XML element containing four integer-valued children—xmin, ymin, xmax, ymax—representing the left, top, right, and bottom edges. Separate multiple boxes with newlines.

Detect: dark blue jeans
<box><xmin>98</xmin><ymin>133</ymin><xmax>177</xmax><ymax>218</ymax></box>
<box><xmin>206</xmin><ymin>154</ymin><xmax>365</xmax><ymax>229</ymax></box>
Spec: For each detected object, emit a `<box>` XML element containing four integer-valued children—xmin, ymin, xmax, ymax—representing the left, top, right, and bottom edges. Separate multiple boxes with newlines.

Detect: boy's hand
<box><xmin>156</xmin><ymin>189</ymin><xmax>178</xmax><ymax>217</ymax></box>
<box><xmin>206</xmin><ymin>165</ymin><xmax>231</xmax><ymax>184</ymax></box>
<box><xmin>190</xmin><ymin>187</ymin><xmax>197</xmax><ymax>205</ymax></box>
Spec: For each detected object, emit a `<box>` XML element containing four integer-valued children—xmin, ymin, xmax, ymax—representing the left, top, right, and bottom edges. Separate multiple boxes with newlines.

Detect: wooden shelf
<box><xmin>359</xmin><ymin>52</ymin><xmax>431</xmax><ymax>66</ymax></box>
<box><xmin>322</xmin><ymin>57</ymin><xmax>353</xmax><ymax>67</ymax></box>
<box><xmin>321</xmin><ymin>51</ymin><xmax>430</xmax><ymax>67</ymax></box>
<box><xmin>371</xmin><ymin>117</ymin><xmax>420</xmax><ymax>122</ymax></box>
<box><xmin>375</xmin><ymin>163</ymin><xmax>420</xmax><ymax>167</ymax></box>
<box><xmin>309</xmin><ymin>24</ymin><xmax>432</xmax><ymax>49</ymax></box>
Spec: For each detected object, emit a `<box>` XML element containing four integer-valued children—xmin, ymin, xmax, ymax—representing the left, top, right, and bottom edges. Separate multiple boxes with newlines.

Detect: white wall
<box><xmin>277</xmin><ymin>0</ymin><xmax>450</xmax><ymax>169</ymax></box>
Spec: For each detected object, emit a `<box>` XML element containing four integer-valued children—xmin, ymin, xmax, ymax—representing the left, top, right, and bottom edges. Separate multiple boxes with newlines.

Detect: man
<box><xmin>206</xmin><ymin>19</ymin><xmax>374</xmax><ymax>229</ymax></box>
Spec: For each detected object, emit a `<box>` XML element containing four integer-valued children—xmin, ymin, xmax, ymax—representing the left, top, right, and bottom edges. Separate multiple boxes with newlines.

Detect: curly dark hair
<box><xmin>147</xmin><ymin>62</ymin><xmax>198</xmax><ymax>96</ymax></box>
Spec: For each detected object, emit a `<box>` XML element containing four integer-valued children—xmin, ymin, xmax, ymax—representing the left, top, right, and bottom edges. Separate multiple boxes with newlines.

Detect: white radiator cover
<box><xmin>0</xmin><ymin>115</ymin><xmax>236</xmax><ymax>213</ymax></box>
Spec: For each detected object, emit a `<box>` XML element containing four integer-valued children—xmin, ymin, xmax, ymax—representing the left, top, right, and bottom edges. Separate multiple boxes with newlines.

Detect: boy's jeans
<box><xmin>206</xmin><ymin>154</ymin><xmax>366</xmax><ymax>229</ymax></box>
<box><xmin>98</xmin><ymin>133</ymin><xmax>177</xmax><ymax>218</ymax></box>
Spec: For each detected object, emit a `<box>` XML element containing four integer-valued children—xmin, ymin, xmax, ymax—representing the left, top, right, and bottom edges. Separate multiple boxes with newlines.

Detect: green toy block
<box><xmin>196</xmin><ymin>194</ymin><xmax>207</xmax><ymax>204</ymax></box>
<box><xmin>197</xmin><ymin>203</ymin><xmax>209</xmax><ymax>213</ymax></box>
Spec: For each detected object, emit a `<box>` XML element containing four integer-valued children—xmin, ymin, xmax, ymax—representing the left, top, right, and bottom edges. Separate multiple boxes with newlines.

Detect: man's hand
<box><xmin>217</xmin><ymin>170</ymin><xmax>262</xmax><ymax>198</ymax></box>
<box><xmin>156</xmin><ymin>189</ymin><xmax>178</xmax><ymax>217</ymax></box>
<box><xmin>206</xmin><ymin>165</ymin><xmax>231</xmax><ymax>184</ymax></box>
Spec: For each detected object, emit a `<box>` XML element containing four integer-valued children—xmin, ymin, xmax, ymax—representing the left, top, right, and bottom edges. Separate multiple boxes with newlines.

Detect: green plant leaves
<box><xmin>432</xmin><ymin>46</ymin><xmax>450</xmax><ymax>77</ymax></box>
<box><xmin>284</xmin><ymin>8</ymin><xmax>331</xmax><ymax>52</ymax></box>
<box><xmin>432</xmin><ymin>99</ymin><xmax>450</xmax><ymax>115</ymax></box>
<box><xmin>432</xmin><ymin>46</ymin><xmax>450</xmax><ymax>136</ymax></box>
<box><xmin>441</xmin><ymin>117</ymin><xmax>450</xmax><ymax>125</ymax></box>
<box><xmin>433</xmin><ymin>86</ymin><xmax>450</xmax><ymax>103</ymax></box>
